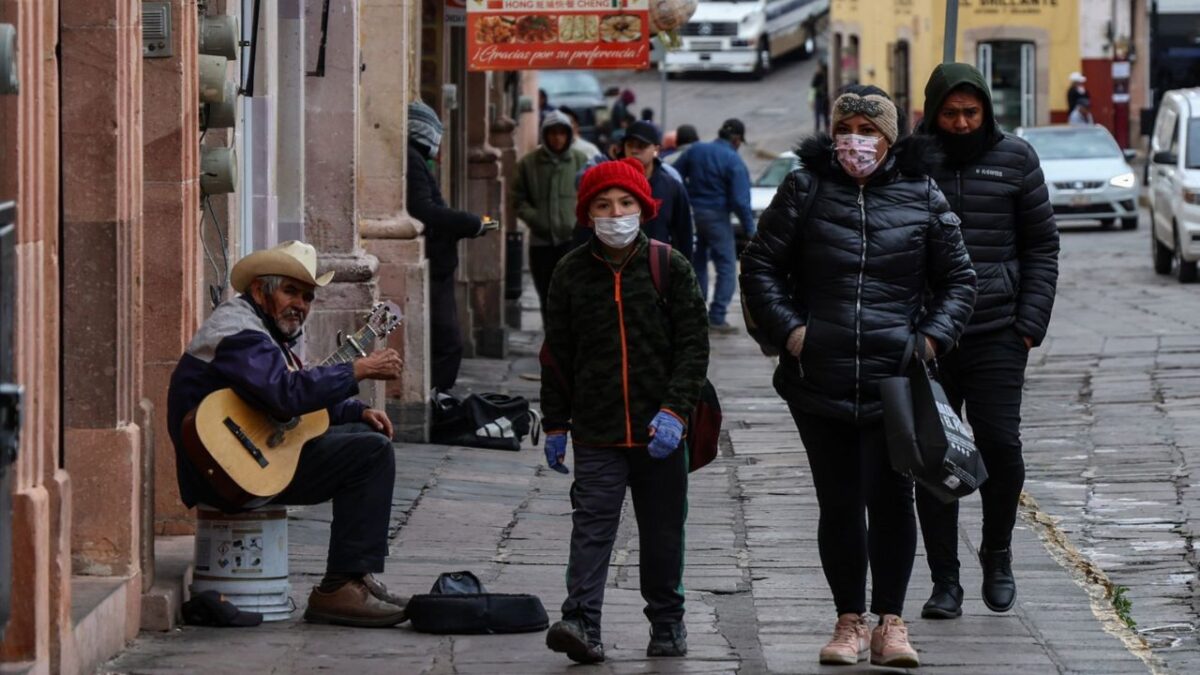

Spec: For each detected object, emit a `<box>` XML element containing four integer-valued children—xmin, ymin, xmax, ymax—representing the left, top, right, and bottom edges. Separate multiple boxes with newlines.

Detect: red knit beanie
<box><xmin>575</xmin><ymin>158</ymin><xmax>660</xmax><ymax>227</ymax></box>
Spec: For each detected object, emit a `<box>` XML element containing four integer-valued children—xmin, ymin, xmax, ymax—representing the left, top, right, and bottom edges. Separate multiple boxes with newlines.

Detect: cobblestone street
<box><xmin>102</xmin><ymin>219</ymin><xmax>1183</xmax><ymax>673</ymax></box>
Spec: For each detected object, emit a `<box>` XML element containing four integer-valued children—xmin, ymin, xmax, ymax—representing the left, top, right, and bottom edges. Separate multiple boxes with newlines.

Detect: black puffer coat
<box><xmin>740</xmin><ymin>134</ymin><xmax>977</xmax><ymax>423</ymax></box>
<box><xmin>916</xmin><ymin>63</ymin><xmax>1059</xmax><ymax>344</ymax></box>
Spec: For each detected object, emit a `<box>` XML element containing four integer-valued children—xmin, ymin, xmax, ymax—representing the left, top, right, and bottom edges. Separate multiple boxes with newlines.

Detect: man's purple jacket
<box><xmin>167</xmin><ymin>295</ymin><xmax>367</xmax><ymax>508</ymax></box>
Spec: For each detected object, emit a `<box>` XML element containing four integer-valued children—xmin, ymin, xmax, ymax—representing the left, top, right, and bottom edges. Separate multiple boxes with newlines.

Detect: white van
<box><xmin>663</xmin><ymin>0</ymin><xmax>827</xmax><ymax>78</ymax></box>
<box><xmin>1148</xmin><ymin>88</ymin><xmax>1200</xmax><ymax>283</ymax></box>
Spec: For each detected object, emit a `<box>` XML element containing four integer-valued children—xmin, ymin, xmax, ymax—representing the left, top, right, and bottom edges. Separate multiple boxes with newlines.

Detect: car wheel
<box><xmin>1122</xmin><ymin>216</ymin><xmax>1138</xmax><ymax>230</ymax></box>
<box><xmin>1176</xmin><ymin>223</ymin><xmax>1198</xmax><ymax>283</ymax></box>
<box><xmin>1153</xmin><ymin>222</ymin><xmax>1172</xmax><ymax>275</ymax></box>
<box><xmin>752</xmin><ymin>39</ymin><xmax>771</xmax><ymax>80</ymax></box>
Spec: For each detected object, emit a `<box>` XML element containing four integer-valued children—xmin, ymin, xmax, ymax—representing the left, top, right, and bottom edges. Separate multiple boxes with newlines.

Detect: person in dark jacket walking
<box><xmin>674</xmin><ymin>118</ymin><xmax>756</xmax><ymax>331</ymax></box>
<box><xmin>511</xmin><ymin>111</ymin><xmax>590</xmax><ymax>320</ymax></box>
<box><xmin>741</xmin><ymin>86</ymin><xmax>977</xmax><ymax>668</ymax></box>
<box><xmin>540</xmin><ymin>158</ymin><xmax>709</xmax><ymax>665</ymax></box>
<box><xmin>406</xmin><ymin>100</ymin><xmax>489</xmax><ymax>392</ymax></box>
<box><xmin>623</xmin><ymin>121</ymin><xmax>695</xmax><ymax>260</ymax></box>
<box><xmin>913</xmin><ymin>63</ymin><xmax>1059</xmax><ymax>620</ymax></box>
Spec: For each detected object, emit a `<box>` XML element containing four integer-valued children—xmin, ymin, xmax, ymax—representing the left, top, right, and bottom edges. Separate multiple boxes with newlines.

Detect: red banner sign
<box><xmin>467</xmin><ymin>0</ymin><xmax>651</xmax><ymax>72</ymax></box>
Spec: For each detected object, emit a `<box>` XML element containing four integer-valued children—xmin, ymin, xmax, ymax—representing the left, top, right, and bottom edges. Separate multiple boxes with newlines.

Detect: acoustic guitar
<box><xmin>182</xmin><ymin>302</ymin><xmax>403</xmax><ymax>508</ymax></box>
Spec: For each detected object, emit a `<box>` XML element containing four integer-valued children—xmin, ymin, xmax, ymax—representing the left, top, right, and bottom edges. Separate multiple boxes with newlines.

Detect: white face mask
<box><xmin>592</xmin><ymin>213</ymin><xmax>641</xmax><ymax>248</ymax></box>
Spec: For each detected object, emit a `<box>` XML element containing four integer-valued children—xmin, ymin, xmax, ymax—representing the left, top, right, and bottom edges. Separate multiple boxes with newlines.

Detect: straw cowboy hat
<box><xmin>230</xmin><ymin>240</ymin><xmax>335</xmax><ymax>293</ymax></box>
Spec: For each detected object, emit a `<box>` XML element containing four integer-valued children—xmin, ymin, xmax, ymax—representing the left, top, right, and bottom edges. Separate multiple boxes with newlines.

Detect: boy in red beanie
<box><xmin>540</xmin><ymin>159</ymin><xmax>710</xmax><ymax>664</ymax></box>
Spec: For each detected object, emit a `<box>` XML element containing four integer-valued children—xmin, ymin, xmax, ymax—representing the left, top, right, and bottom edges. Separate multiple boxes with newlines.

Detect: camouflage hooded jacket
<box><xmin>540</xmin><ymin>234</ymin><xmax>710</xmax><ymax>447</ymax></box>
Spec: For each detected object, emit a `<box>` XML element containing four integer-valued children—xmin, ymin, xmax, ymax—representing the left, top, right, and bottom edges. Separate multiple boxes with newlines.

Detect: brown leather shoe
<box><xmin>303</xmin><ymin>579</ymin><xmax>407</xmax><ymax>628</ymax></box>
<box><xmin>361</xmin><ymin>574</ymin><xmax>410</xmax><ymax>619</ymax></box>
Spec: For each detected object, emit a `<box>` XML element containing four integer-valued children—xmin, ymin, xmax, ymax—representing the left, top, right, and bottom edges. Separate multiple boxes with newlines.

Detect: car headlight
<box><xmin>1184</xmin><ymin>188</ymin><xmax>1200</xmax><ymax>205</ymax></box>
<box><xmin>1109</xmin><ymin>172</ymin><xmax>1136</xmax><ymax>189</ymax></box>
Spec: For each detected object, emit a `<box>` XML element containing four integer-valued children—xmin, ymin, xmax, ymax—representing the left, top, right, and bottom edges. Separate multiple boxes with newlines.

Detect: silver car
<box><xmin>1017</xmin><ymin>125</ymin><xmax>1140</xmax><ymax>230</ymax></box>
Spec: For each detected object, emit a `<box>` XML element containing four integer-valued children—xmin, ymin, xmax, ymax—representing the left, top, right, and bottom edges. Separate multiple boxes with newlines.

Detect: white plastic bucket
<box><xmin>191</xmin><ymin>505</ymin><xmax>292</xmax><ymax>622</ymax></box>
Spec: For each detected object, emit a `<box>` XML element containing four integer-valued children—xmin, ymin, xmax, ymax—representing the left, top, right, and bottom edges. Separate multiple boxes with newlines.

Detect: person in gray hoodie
<box><xmin>511</xmin><ymin>110</ymin><xmax>590</xmax><ymax>319</ymax></box>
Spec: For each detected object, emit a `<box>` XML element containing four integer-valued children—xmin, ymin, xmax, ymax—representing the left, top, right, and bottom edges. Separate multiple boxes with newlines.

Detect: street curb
<box><xmin>1019</xmin><ymin>491</ymin><xmax>1171</xmax><ymax>675</ymax></box>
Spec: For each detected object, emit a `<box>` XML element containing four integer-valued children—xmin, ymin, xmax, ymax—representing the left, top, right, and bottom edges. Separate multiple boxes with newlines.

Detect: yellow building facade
<box><xmin>830</xmin><ymin>0</ymin><xmax>1082</xmax><ymax>131</ymax></box>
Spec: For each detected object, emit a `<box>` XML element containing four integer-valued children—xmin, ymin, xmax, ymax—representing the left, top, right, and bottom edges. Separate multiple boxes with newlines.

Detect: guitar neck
<box><xmin>320</xmin><ymin>325</ymin><xmax>380</xmax><ymax>366</ymax></box>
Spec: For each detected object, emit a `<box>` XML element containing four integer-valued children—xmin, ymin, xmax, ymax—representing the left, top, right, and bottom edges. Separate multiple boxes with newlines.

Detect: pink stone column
<box><xmin>461</xmin><ymin>71</ymin><xmax>507</xmax><ymax>357</ymax></box>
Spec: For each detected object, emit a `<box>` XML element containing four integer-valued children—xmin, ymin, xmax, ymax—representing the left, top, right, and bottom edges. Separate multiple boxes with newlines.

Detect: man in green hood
<box><xmin>913</xmin><ymin>63</ymin><xmax>1060</xmax><ymax>620</ymax></box>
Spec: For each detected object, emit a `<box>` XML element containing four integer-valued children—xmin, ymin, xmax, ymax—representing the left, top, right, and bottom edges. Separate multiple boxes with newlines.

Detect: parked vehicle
<box><xmin>1016</xmin><ymin>125</ymin><xmax>1139</xmax><ymax>230</ymax></box>
<box><xmin>537</xmin><ymin>70</ymin><xmax>617</xmax><ymax>143</ymax></box>
<box><xmin>1147</xmin><ymin>88</ymin><xmax>1200</xmax><ymax>283</ymax></box>
<box><xmin>664</xmin><ymin>0</ymin><xmax>827</xmax><ymax>78</ymax></box>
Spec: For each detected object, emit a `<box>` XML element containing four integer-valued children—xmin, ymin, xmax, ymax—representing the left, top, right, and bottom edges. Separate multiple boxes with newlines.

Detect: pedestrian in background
<box><xmin>1068</xmin><ymin>97</ymin><xmax>1095</xmax><ymax>126</ymax></box>
<box><xmin>811</xmin><ymin>62</ymin><xmax>831</xmax><ymax>133</ymax></box>
<box><xmin>913</xmin><ymin>62</ymin><xmax>1059</xmax><ymax>621</ymax></box>
<box><xmin>558</xmin><ymin>105</ymin><xmax>604</xmax><ymax>162</ymax></box>
<box><xmin>540</xmin><ymin>158</ymin><xmax>709</xmax><ymax>665</ymax></box>
<box><xmin>663</xmin><ymin>124</ymin><xmax>699</xmax><ymax>165</ymax></box>
<box><xmin>511</xmin><ymin>110</ymin><xmax>590</xmax><ymax>320</ymax></box>
<box><xmin>674</xmin><ymin>118</ymin><xmax>755</xmax><ymax>332</ymax></box>
<box><xmin>623</xmin><ymin>121</ymin><xmax>695</xmax><ymax>260</ymax></box>
<box><xmin>611</xmin><ymin>88</ymin><xmax>636</xmax><ymax>131</ymax></box>
<box><xmin>1066</xmin><ymin>71</ymin><xmax>1089</xmax><ymax>113</ymax></box>
<box><xmin>406</xmin><ymin>100</ymin><xmax>490</xmax><ymax>393</ymax></box>
<box><xmin>741</xmin><ymin>86</ymin><xmax>977</xmax><ymax>669</ymax></box>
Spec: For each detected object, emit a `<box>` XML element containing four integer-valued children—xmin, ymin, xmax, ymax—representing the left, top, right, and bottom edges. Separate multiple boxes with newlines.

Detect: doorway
<box><xmin>978</xmin><ymin>41</ymin><xmax>1036</xmax><ymax>131</ymax></box>
<box><xmin>891</xmin><ymin>40</ymin><xmax>911</xmax><ymax>131</ymax></box>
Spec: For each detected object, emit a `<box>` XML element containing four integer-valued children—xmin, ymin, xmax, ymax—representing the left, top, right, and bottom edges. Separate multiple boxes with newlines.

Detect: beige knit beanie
<box><xmin>830</xmin><ymin>93</ymin><xmax>899</xmax><ymax>144</ymax></box>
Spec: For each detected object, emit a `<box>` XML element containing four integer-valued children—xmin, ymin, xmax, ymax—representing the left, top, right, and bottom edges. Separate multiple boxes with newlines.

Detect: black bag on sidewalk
<box><xmin>879</xmin><ymin>335</ymin><xmax>988</xmax><ymax>503</ymax></box>
<box><xmin>406</xmin><ymin>570</ymin><xmax>550</xmax><ymax>635</ymax></box>
<box><xmin>430</xmin><ymin>392</ymin><xmax>542</xmax><ymax>452</ymax></box>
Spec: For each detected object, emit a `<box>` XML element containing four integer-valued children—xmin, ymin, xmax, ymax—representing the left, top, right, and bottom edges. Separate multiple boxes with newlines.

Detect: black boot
<box><xmin>921</xmin><ymin>580</ymin><xmax>964</xmax><ymax>619</ymax></box>
<box><xmin>979</xmin><ymin>547</ymin><xmax>1017</xmax><ymax>612</ymax></box>
<box><xmin>647</xmin><ymin>622</ymin><xmax>688</xmax><ymax>657</ymax></box>
<box><xmin>546</xmin><ymin>618</ymin><xmax>605</xmax><ymax>664</ymax></box>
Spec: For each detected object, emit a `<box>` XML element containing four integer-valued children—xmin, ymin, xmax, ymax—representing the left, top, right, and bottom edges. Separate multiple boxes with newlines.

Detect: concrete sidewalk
<box><xmin>104</xmin><ymin>298</ymin><xmax>1154</xmax><ymax>674</ymax></box>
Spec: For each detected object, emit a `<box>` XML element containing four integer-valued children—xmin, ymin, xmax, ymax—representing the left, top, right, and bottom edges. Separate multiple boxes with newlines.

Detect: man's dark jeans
<box><xmin>562</xmin><ymin>443</ymin><xmax>688</xmax><ymax>634</ymax></box>
<box><xmin>530</xmin><ymin>242</ymin><xmax>575</xmax><ymax>323</ymax></box>
<box><xmin>272</xmin><ymin>423</ymin><xmax>396</xmax><ymax>575</ymax></box>
<box><xmin>916</xmin><ymin>327</ymin><xmax>1030</xmax><ymax>582</ymax></box>
<box><xmin>691</xmin><ymin>208</ymin><xmax>737</xmax><ymax>325</ymax></box>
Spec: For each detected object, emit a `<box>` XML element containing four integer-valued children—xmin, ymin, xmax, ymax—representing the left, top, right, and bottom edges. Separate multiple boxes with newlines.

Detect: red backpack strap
<box><xmin>647</xmin><ymin>239</ymin><xmax>672</xmax><ymax>305</ymax></box>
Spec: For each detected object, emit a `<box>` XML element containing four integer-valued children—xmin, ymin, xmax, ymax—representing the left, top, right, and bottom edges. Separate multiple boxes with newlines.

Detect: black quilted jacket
<box><xmin>916</xmin><ymin>63</ymin><xmax>1060</xmax><ymax>343</ymax></box>
<box><xmin>740</xmin><ymin>134</ymin><xmax>977</xmax><ymax>423</ymax></box>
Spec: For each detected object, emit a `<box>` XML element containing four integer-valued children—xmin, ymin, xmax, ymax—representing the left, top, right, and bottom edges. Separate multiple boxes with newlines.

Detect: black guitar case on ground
<box><xmin>406</xmin><ymin>571</ymin><xmax>549</xmax><ymax>635</ymax></box>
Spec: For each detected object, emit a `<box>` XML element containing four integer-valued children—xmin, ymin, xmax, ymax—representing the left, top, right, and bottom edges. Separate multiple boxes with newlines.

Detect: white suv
<box><xmin>1148</xmin><ymin>88</ymin><xmax>1200</xmax><ymax>283</ymax></box>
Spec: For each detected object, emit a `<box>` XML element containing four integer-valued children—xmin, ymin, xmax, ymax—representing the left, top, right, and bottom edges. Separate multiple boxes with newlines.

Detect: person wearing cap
<box><xmin>1067</xmin><ymin>71</ymin><xmax>1089</xmax><ymax>114</ymax></box>
<box><xmin>407</xmin><ymin>100</ymin><xmax>490</xmax><ymax>393</ymax></box>
<box><xmin>623</xmin><ymin>121</ymin><xmax>695</xmax><ymax>260</ymax></box>
<box><xmin>672</xmin><ymin>118</ymin><xmax>756</xmax><ymax>332</ymax></box>
<box><xmin>167</xmin><ymin>240</ymin><xmax>410</xmax><ymax>628</ymax></box>
<box><xmin>512</xmin><ymin>110</ymin><xmax>591</xmax><ymax>319</ymax></box>
<box><xmin>913</xmin><ymin>63</ymin><xmax>1058</xmax><ymax>623</ymax></box>
<box><xmin>540</xmin><ymin>158</ymin><xmax>709</xmax><ymax>665</ymax></box>
<box><xmin>741</xmin><ymin>85</ymin><xmax>977</xmax><ymax>668</ymax></box>
<box><xmin>1068</xmin><ymin>96</ymin><xmax>1095</xmax><ymax>126</ymax></box>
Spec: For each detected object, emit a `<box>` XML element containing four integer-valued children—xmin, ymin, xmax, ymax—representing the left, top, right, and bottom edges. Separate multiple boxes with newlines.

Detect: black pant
<box><xmin>916</xmin><ymin>327</ymin><xmax>1029</xmax><ymax>582</ymax></box>
<box><xmin>430</xmin><ymin>275</ymin><xmax>462</xmax><ymax>391</ymax></box>
<box><xmin>562</xmin><ymin>444</ymin><xmax>688</xmax><ymax>634</ymax></box>
<box><xmin>529</xmin><ymin>242</ymin><xmax>575</xmax><ymax>321</ymax></box>
<box><xmin>788</xmin><ymin>406</ymin><xmax>916</xmax><ymax>617</ymax></box>
<box><xmin>272</xmin><ymin>423</ymin><xmax>396</xmax><ymax>575</ymax></box>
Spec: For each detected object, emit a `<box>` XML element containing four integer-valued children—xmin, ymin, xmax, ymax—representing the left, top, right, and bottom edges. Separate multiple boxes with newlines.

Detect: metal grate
<box><xmin>681</xmin><ymin>22</ymin><xmax>738</xmax><ymax>37</ymax></box>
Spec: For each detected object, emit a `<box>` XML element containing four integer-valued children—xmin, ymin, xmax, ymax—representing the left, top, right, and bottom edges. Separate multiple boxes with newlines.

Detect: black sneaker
<box><xmin>647</xmin><ymin>622</ymin><xmax>688</xmax><ymax>657</ymax></box>
<box><xmin>921</xmin><ymin>581</ymin><xmax>964</xmax><ymax>619</ymax></box>
<box><xmin>546</xmin><ymin>619</ymin><xmax>605</xmax><ymax>664</ymax></box>
<box><xmin>980</xmin><ymin>547</ymin><xmax>1017</xmax><ymax>612</ymax></box>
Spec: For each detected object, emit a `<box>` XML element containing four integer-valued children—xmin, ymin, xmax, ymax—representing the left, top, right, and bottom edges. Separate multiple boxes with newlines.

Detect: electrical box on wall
<box><xmin>0</xmin><ymin>24</ymin><xmax>17</xmax><ymax>94</ymax></box>
<box><xmin>142</xmin><ymin>2</ymin><xmax>172</xmax><ymax>58</ymax></box>
<box><xmin>198</xmin><ymin>54</ymin><xmax>228</xmax><ymax>103</ymax></box>
<box><xmin>200</xmin><ymin>80</ymin><xmax>238</xmax><ymax>130</ymax></box>
<box><xmin>200</xmin><ymin>146</ymin><xmax>237</xmax><ymax>195</ymax></box>
<box><xmin>199</xmin><ymin>15</ymin><xmax>239</xmax><ymax>60</ymax></box>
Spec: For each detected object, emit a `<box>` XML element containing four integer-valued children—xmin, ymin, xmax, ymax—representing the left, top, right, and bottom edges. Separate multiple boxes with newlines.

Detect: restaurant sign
<box><xmin>467</xmin><ymin>0</ymin><xmax>650</xmax><ymax>72</ymax></box>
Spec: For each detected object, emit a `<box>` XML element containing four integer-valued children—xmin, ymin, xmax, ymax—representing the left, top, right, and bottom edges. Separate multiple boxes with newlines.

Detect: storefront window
<box><xmin>978</xmin><ymin>41</ymin><xmax>1036</xmax><ymax>131</ymax></box>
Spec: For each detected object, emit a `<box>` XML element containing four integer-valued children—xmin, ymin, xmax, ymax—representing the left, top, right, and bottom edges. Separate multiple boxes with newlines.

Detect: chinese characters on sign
<box><xmin>467</xmin><ymin>0</ymin><xmax>651</xmax><ymax>72</ymax></box>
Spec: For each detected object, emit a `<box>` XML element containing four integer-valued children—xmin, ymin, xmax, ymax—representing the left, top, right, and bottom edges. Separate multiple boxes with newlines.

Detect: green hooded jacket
<box><xmin>511</xmin><ymin>111</ymin><xmax>590</xmax><ymax>246</ymax></box>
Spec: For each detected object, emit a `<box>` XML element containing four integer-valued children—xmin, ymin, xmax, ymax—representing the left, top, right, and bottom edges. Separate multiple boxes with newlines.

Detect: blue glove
<box><xmin>647</xmin><ymin>411</ymin><xmax>685</xmax><ymax>459</ymax></box>
<box><xmin>544</xmin><ymin>433</ymin><xmax>570</xmax><ymax>474</ymax></box>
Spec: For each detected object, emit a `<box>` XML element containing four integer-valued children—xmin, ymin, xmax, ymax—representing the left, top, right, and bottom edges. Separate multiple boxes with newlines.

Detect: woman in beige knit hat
<box><xmin>741</xmin><ymin>85</ymin><xmax>977</xmax><ymax>668</ymax></box>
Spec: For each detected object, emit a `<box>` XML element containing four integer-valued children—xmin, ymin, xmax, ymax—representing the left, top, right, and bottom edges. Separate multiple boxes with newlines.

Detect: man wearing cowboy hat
<box><xmin>167</xmin><ymin>240</ymin><xmax>409</xmax><ymax>627</ymax></box>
